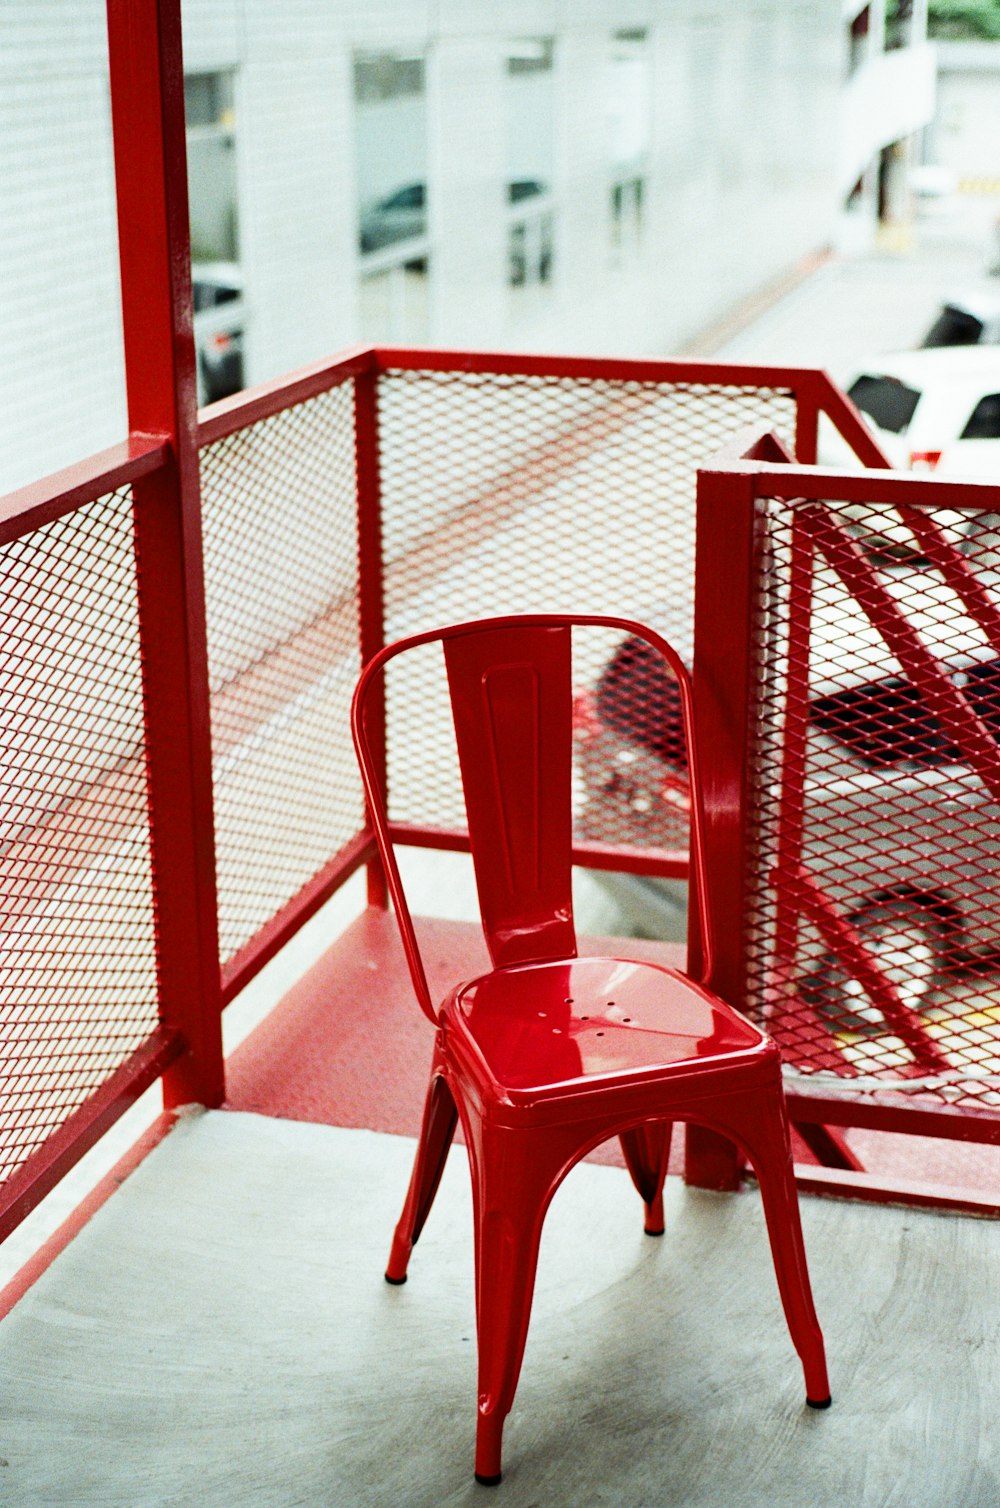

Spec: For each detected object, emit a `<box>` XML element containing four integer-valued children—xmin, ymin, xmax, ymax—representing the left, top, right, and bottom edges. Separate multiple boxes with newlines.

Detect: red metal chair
<box><xmin>351</xmin><ymin>614</ymin><xmax>829</xmax><ymax>1485</ymax></box>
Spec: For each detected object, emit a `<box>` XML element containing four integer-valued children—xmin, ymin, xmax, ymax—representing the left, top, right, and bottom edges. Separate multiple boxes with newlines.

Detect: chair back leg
<box><xmin>619</xmin><ymin>1120</ymin><xmax>674</xmax><ymax>1235</ymax></box>
<box><xmin>386</xmin><ymin>1054</ymin><xmax>458</xmax><ymax>1285</ymax></box>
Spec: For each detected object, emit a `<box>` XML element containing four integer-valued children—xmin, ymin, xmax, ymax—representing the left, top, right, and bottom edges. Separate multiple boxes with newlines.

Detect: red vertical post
<box><xmin>106</xmin><ymin>0</ymin><xmax>225</xmax><ymax>1107</ymax></box>
<box><xmin>355</xmin><ymin>357</ymin><xmax>389</xmax><ymax>908</ymax></box>
<box><xmin>685</xmin><ymin>466</ymin><xmax>762</xmax><ymax>1190</ymax></box>
<box><xmin>794</xmin><ymin>375</ymin><xmax>820</xmax><ymax>465</ymax></box>
<box><xmin>770</xmin><ymin>516</ymin><xmax>814</xmax><ymax>1002</ymax></box>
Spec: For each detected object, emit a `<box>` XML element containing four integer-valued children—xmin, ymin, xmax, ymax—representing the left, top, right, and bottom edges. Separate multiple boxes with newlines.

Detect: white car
<box><xmin>920</xmin><ymin>292</ymin><xmax>1000</xmax><ymax>350</ymax></box>
<box><xmin>192</xmin><ymin>261</ymin><xmax>245</xmax><ymax>405</ymax></box>
<box><xmin>827</xmin><ymin>347</ymin><xmax>1000</xmax><ymax>481</ymax></box>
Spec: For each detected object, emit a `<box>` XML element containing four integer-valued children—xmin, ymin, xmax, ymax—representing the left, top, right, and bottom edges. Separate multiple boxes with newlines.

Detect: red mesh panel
<box><xmin>199</xmin><ymin>385</ymin><xmax>365</xmax><ymax>965</ymax></box>
<box><xmin>377</xmin><ymin>367</ymin><xmax>795</xmax><ymax>843</ymax></box>
<box><xmin>747</xmin><ymin>498</ymin><xmax>1000</xmax><ymax>1115</ymax></box>
<box><xmin>0</xmin><ymin>490</ymin><xmax>157</xmax><ymax>1190</ymax></box>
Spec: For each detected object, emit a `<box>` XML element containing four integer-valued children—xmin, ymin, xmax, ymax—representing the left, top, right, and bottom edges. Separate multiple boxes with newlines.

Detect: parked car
<box><xmin>574</xmin><ymin>573</ymin><xmax>1000</xmax><ymax>1034</ymax></box>
<box><xmin>359</xmin><ymin>183</ymin><xmax>427</xmax><ymax>254</ymax></box>
<box><xmin>833</xmin><ymin>348</ymin><xmax>1000</xmax><ymax>479</ymax></box>
<box><xmin>359</xmin><ymin>179</ymin><xmax>551</xmax><ymax>275</ymax></box>
<box><xmin>920</xmin><ymin>292</ymin><xmax>1000</xmax><ymax>350</ymax></box>
<box><xmin>192</xmin><ymin>262</ymin><xmax>244</xmax><ymax>405</ymax></box>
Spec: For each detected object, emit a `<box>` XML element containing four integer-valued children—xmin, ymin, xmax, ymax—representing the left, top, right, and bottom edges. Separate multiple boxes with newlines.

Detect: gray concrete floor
<box><xmin>1</xmin><ymin>1109</ymin><xmax>999</xmax><ymax>1507</ymax></box>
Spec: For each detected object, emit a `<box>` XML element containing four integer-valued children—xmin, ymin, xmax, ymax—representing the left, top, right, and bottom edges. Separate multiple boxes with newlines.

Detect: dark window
<box><xmin>922</xmin><ymin>304</ymin><xmax>985</xmax><ymax>348</ymax></box>
<box><xmin>383</xmin><ymin>183</ymin><xmax>425</xmax><ymax>210</ymax></box>
<box><xmin>847</xmin><ymin>374</ymin><xmax>921</xmax><ymax>435</ymax></box>
<box><xmin>960</xmin><ymin>393</ymin><xmax>1000</xmax><ymax>441</ymax></box>
<box><xmin>812</xmin><ymin>660</ymin><xmax>1000</xmax><ymax>768</ymax></box>
<box><xmin>192</xmin><ymin>280</ymin><xmax>239</xmax><ymax>312</ymax></box>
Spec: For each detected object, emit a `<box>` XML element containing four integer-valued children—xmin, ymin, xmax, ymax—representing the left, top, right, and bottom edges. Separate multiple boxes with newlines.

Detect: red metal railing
<box><xmin>0</xmin><ymin>345</ymin><xmax>884</xmax><ymax>1239</ymax></box>
<box><xmin>694</xmin><ymin>432</ymin><xmax>1000</xmax><ymax>1187</ymax></box>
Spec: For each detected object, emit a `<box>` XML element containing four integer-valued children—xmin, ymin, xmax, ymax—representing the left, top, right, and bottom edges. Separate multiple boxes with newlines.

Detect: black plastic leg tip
<box><xmin>644</xmin><ymin>1225</ymin><xmax>665</xmax><ymax>1237</ymax></box>
<box><xmin>384</xmin><ymin>1272</ymin><xmax>407</xmax><ymax>1286</ymax></box>
<box><xmin>807</xmin><ymin>1395</ymin><xmax>832</xmax><ymax>1410</ymax></box>
<box><xmin>475</xmin><ymin>1472</ymin><xmax>502</xmax><ymax>1487</ymax></box>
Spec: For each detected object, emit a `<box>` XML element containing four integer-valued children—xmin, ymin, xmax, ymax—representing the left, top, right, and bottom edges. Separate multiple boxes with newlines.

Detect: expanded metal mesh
<box><xmin>746</xmin><ymin>498</ymin><xmax>1000</xmax><ymax>1115</ymax></box>
<box><xmin>200</xmin><ymin>385</ymin><xmax>365</xmax><ymax>964</ymax></box>
<box><xmin>377</xmin><ymin>366</ymin><xmax>795</xmax><ymax>841</ymax></box>
<box><xmin>377</xmin><ymin>624</ymin><xmax>689</xmax><ymax>902</ymax></box>
<box><xmin>0</xmin><ymin>490</ymin><xmax>157</xmax><ymax>1190</ymax></box>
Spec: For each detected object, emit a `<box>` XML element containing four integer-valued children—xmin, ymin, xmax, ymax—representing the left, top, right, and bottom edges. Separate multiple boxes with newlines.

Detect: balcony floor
<box><xmin>1</xmin><ymin>1105</ymin><xmax>999</xmax><ymax>1506</ymax></box>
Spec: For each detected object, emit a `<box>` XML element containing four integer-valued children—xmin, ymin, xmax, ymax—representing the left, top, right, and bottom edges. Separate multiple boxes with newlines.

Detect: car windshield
<box><xmin>847</xmin><ymin>373</ymin><xmax>921</xmax><ymax>435</ymax></box>
<box><xmin>921</xmin><ymin>305</ymin><xmax>984</xmax><ymax>349</ymax></box>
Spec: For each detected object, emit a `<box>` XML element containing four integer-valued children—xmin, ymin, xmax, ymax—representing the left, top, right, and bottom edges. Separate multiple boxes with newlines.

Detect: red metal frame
<box><xmin>107</xmin><ymin>0</ymin><xmax>224</xmax><ymax>1111</ymax></box>
<box><xmin>2</xmin><ymin>0</ymin><xmax>944</xmax><ymax>1240</ymax></box>
<box><xmin>695</xmin><ymin>428</ymin><xmax>1000</xmax><ymax>1188</ymax></box>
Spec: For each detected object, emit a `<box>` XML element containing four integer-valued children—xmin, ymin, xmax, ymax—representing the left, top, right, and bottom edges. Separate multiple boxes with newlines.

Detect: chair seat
<box><xmin>447</xmin><ymin>955</ymin><xmax>767</xmax><ymax>1097</ymax></box>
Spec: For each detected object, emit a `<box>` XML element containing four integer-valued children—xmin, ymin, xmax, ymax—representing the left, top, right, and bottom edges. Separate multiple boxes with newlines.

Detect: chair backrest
<box><xmin>352</xmin><ymin>614</ymin><xmax>713</xmax><ymax>1022</ymax></box>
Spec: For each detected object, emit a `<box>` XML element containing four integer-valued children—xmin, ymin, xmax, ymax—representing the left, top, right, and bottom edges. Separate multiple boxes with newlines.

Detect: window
<box><xmin>607</xmin><ymin>30</ymin><xmax>651</xmax><ymax>257</ymax></box>
<box><xmin>847</xmin><ymin>374</ymin><xmax>921</xmax><ymax>434</ymax></box>
<box><xmin>184</xmin><ymin>72</ymin><xmax>238</xmax><ymax>263</ymax></box>
<box><xmin>184</xmin><ymin>72</ymin><xmax>243</xmax><ymax>403</ymax></box>
<box><xmin>961</xmin><ymin>394</ymin><xmax>1000</xmax><ymax>441</ymax></box>
<box><xmin>922</xmin><ymin>305</ymin><xmax>985</xmax><ymax>349</ymax></box>
<box><xmin>506</xmin><ymin>39</ymin><xmax>555</xmax><ymax>299</ymax></box>
<box><xmin>354</xmin><ymin>49</ymin><xmax>430</xmax><ymax>344</ymax></box>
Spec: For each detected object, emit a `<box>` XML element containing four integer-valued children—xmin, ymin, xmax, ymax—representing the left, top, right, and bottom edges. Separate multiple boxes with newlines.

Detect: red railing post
<box><xmin>794</xmin><ymin>374</ymin><xmax>821</xmax><ymax>465</ymax></box>
<box><xmin>355</xmin><ymin>356</ymin><xmax>389</xmax><ymax>908</ymax></box>
<box><xmin>106</xmin><ymin>0</ymin><xmax>225</xmax><ymax>1107</ymax></box>
<box><xmin>685</xmin><ymin>464</ymin><xmax>763</xmax><ymax>1189</ymax></box>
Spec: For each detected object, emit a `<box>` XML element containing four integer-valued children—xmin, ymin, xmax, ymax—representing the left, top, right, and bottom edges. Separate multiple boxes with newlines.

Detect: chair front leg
<box><xmin>469</xmin><ymin>1123</ymin><xmax>571</xmax><ymax>1485</ymax></box>
<box><xmin>709</xmin><ymin>1083</ymin><xmax>831</xmax><ymax>1409</ymax></box>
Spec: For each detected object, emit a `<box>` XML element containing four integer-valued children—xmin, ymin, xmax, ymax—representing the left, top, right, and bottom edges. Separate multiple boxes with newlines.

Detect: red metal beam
<box><xmin>355</xmin><ymin>365</ymin><xmax>389</xmax><ymax>909</ymax></box>
<box><xmin>0</xmin><ymin>438</ymin><xmax>169</xmax><ymax>546</ymax></box>
<box><xmin>106</xmin><ymin>0</ymin><xmax>225</xmax><ymax>1108</ymax></box>
<box><xmin>743</xmin><ymin>463</ymin><xmax>1000</xmax><ymax>509</ymax></box>
<box><xmin>0</xmin><ymin>1030</ymin><xmax>183</xmax><ymax>1243</ymax></box>
<box><xmin>786</xmin><ymin>1086</ymin><xmax>1000</xmax><ymax>1141</ymax></box>
<box><xmin>812</xmin><ymin>370</ymin><xmax>893</xmax><ymax>470</ymax></box>
<box><xmin>792</xmin><ymin>1163</ymin><xmax>1000</xmax><ymax>1217</ymax></box>
<box><xmin>197</xmin><ymin>346</ymin><xmax>373</xmax><ymax>447</ymax></box>
<box><xmin>389</xmin><ymin>822</ymin><xmax>690</xmax><ymax>878</ymax></box>
<box><xmin>802</xmin><ymin>503</ymin><xmax>1000</xmax><ymax>805</ymax></box>
<box><xmin>374</xmin><ymin>345</ymin><xmax>816</xmax><ymax>392</ymax></box>
<box><xmin>684</xmin><ymin>465</ymin><xmax>763</xmax><ymax>1191</ymax></box>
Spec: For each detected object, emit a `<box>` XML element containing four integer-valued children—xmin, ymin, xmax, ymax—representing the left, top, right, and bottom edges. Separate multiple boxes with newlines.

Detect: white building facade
<box><xmin>3</xmin><ymin>1</ymin><xmax>855</xmax><ymax>495</ymax></box>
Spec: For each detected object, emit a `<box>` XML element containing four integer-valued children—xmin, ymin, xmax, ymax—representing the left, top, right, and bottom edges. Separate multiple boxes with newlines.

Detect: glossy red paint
<box><xmin>0</xmin><ymin>438</ymin><xmax>169</xmax><ymax>546</ymax></box>
<box><xmin>352</xmin><ymin>615</ymin><xmax>829</xmax><ymax>1485</ymax></box>
<box><xmin>107</xmin><ymin>0</ymin><xmax>225</xmax><ymax>1109</ymax></box>
<box><xmin>355</xmin><ymin>362</ymin><xmax>389</xmax><ymax>910</ymax></box>
<box><xmin>686</xmin><ymin>466</ymin><xmax>762</xmax><ymax>1190</ymax></box>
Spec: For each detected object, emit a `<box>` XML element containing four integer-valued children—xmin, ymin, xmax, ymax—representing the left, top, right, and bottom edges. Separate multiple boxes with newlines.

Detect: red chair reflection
<box><xmin>351</xmin><ymin>614</ymin><xmax>829</xmax><ymax>1485</ymax></box>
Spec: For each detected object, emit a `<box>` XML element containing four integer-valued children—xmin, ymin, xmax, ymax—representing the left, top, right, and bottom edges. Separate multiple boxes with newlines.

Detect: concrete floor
<box><xmin>2</xmin><ymin>1109</ymin><xmax>999</xmax><ymax>1507</ymax></box>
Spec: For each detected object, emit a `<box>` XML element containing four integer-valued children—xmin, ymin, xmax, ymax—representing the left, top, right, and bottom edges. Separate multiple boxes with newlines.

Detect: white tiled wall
<box><xmin>1</xmin><ymin>0</ymin><xmax>842</xmax><ymax>493</ymax></box>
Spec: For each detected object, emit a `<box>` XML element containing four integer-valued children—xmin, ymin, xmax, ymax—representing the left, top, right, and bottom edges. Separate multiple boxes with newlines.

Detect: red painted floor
<box><xmin>224</xmin><ymin>905</ymin><xmax>1000</xmax><ymax>1202</ymax></box>
<box><xmin>223</xmin><ymin>907</ymin><xmax>830</xmax><ymax>1176</ymax></box>
<box><xmin>224</xmin><ymin>908</ymin><xmax>693</xmax><ymax>1171</ymax></box>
